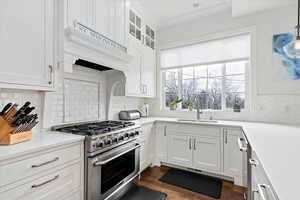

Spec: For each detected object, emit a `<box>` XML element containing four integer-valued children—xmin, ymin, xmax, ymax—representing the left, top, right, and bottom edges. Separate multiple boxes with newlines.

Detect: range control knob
<box><xmin>129</xmin><ymin>132</ymin><xmax>135</xmax><ymax>137</ymax></box>
<box><xmin>124</xmin><ymin>133</ymin><xmax>129</xmax><ymax>138</ymax></box>
<box><xmin>134</xmin><ymin>131</ymin><xmax>139</xmax><ymax>136</ymax></box>
<box><xmin>118</xmin><ymin>135</ymin><xmax>124</xmax><ymax>141</ymax></box>
<box><xmin>112</xmin><ymin>137</ymin><xmax>118</xmax><ymax>143</ymax></box>
<box><xmin>105</xmin><ymin>138</ymin><xmax>112</xmax><ymax>146</ymax></box>
<box><xmin>97</xmin><ymin>141</ymin><xmax>104</xmax><ymax>148</ymax></box>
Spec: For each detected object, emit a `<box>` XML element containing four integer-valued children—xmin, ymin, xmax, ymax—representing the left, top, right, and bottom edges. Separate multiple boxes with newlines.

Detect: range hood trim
<box><xmin>64</xmin><ymin>27</ymin><xmax>133</xmax><ymax>73</ymax></box>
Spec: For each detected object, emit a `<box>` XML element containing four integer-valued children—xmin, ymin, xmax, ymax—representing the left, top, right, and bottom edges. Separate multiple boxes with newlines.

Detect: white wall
<box><xmin>148</xmin><ymin>5</ymin><xmax>300</xmax><ymax>125</ymax></box>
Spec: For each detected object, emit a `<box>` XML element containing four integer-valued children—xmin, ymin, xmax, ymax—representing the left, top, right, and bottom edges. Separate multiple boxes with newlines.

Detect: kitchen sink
<box><xmin>177</xmin><ymin>119</ymin><xmax>218</xmax><ymax>123</ymax></box>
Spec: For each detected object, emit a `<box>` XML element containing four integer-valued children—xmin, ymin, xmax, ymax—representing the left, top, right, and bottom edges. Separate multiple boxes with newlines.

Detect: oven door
<box><xmin>87</xmin><ymin>142</ymin><xmax>140</xmax><ymax>200</ymax></box>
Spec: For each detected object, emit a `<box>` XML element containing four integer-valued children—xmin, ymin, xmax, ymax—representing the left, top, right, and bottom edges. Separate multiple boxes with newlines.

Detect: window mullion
<box><xmin>222</xmin><ymin>63</ymin><xmax>226</xmax><ymax>111</ymax></box>
<box><xmin>178</xmin><ymin>69</ymin><xmax>183</xmax><ymax>109</ymax></box>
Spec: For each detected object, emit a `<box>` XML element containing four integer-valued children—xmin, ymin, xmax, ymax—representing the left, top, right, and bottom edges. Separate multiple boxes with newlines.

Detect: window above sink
<box><xmin>160</xmin><ymin>32</ymin><xmax>251</xmax><ymax>112</ymax></box>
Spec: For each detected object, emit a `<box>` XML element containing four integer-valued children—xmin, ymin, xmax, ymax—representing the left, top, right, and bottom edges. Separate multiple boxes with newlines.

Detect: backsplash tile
<box><xmin>64</xmin><ymin>79</ymin><xmax>100</xmax><ymax>122</ymax></box>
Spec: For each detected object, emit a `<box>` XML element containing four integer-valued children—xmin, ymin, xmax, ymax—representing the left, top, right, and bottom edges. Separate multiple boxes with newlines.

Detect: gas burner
<box><xmin>55</xmin><ymin>120</ymin><xmax>135</xmax><ymax>136</ymax></box>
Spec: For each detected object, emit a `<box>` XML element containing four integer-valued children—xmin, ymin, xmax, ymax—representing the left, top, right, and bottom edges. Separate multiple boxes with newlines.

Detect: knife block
<box><xmin>0</xmin><ymin>116</ymin><xmax>32</xmax><ymax>145</ymax></box>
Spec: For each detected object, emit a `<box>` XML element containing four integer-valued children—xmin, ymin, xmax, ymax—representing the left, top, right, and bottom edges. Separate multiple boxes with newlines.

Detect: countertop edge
<box><xmin>0</xmin><ymin>132</ymin><xmax>85</xmax><ymax>162</ymax></box>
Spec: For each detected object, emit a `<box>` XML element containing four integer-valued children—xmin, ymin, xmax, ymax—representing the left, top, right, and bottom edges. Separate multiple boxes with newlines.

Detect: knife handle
<box><xmin>0</xmin><ymin>103</ymin><xmax>12</xmax><ymax>116</ymax></box>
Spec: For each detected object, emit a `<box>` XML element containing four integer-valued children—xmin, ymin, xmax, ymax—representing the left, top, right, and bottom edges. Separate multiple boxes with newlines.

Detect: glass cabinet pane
<box><xmin>129</xmin><ymin>10</ymin><xmax>135</xmax><ymax>24</ymax></box>
<box><xmin>136</xmin><ymin>16</ymin><xmax>141</xmax><ymax>29</ymax></box>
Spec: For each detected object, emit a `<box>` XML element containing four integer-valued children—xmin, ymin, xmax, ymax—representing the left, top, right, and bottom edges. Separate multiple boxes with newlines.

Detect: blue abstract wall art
<box><xmin>272</xmin><ymin>33</ymin><xmax>300</xmax><ymax>80</ymax></box>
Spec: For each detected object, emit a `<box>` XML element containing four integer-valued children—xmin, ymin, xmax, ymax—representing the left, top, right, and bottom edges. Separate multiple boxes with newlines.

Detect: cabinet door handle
<box><xmin>189</xmin><ymin>139</ymin><xmax>192</xmax><ymax>150</ymax></box>
<box><xmin>31</xmin><ymin>175</ymin><xmax>59</xmax><ymax>189</ymax></box>
<box><xmin>237</xmin><ymin>137</ymin><xmax>248</xmax><ymax>152</ymax></box>
<box><xmin>193</xmin><ymin>139</ymin><xmax>196</xmax><ymax>150</ymax></box>
<box><xmin>48</xmin><ymin>65</ymin><xmax>53</xmax><ymax>85</ymax></box>
<box><xmin>32</xmin><ymin>157</ymin><xmax>59</xmax><ymax>168</ymax></box>
<box><xmin>164</xmin><ymin>126</ymin><xmax>167</xmax><ymax>136</ymax></box>
<box><xmin>224</xmin><ymin>130</ymin><xmax>228</xmax><ymax>144</ymax></box>
<box><xmin>249</xmin><ymin>158</ymin><xmax>259</xmax><ymax>166</ymax></box>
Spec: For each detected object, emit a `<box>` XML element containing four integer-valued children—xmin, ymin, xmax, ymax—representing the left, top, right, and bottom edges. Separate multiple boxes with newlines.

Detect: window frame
<box><xmin>162</xmin><ymin>59</ymin><xmax>250</xmax><ymax>112</ymax></box>
<box><xmin>159</xmin><ymin>27</ymin><xmax>255</xmax><ymax>113</ymax></box>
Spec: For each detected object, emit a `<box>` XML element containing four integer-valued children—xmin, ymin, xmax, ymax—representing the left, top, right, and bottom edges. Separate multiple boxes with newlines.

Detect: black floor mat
<box><xmin>159</xmin><ymin>168</ymin><xmax>222</xmax><ymax>199</ymax></box>
<box><xmin>119</xmin><ymin>184</ymin><xmax>167</xmax><ymax>200</ymax></box>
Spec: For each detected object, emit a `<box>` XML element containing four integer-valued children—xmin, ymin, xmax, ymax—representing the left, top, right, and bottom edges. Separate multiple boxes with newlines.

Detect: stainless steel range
<box><xmin>52</xmin><ymin>121</ymin><xmax>141</xmax><ymax>200</ymax></box>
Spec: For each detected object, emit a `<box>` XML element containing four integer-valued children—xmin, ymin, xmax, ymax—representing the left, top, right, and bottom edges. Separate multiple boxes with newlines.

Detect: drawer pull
<box><xmin>31</xmin><ymin>175</ymin><xmax>59</xmax><ymax>189</ymax></box>
<box><xmin>257</xmin><ymin>184</ymin><xmax>277</xmax><ymax>200</ymax></box>
<box><xmin>237</xmin><ymin>137</ymin><xmax>248</xmax><ymax>152</ymax></box>
<box><xmin>32</xmin><ymin>157</ymin><xmax>59</xmax><ymax>168</ymax></box>
<box><xmin>249</xmin><ymin>158</ymin><xmax>259</xmax><ymax>166</ymax></box>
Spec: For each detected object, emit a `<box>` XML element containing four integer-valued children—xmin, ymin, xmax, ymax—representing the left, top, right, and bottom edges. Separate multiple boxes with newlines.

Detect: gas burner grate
<box><xmin>56</xmin><ymin>121</ymin><xmax>135</xmax><ymax>136</ymax></box>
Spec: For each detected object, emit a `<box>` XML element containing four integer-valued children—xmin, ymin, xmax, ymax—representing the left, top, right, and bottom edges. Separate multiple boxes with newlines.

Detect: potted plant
<box><xmin>185</xmin><ymin>101</ymin><xmax>194</xmax><ymax>111</ymax></box>
<box><xmin>233</xmin><ymin>103</ymin><xmax>241</xmax><ymax>112</ymax></box>
<box><xmin>170</xmin><ymin>96</ymin><xmax>182</xmax><ymax>110</ymax></box>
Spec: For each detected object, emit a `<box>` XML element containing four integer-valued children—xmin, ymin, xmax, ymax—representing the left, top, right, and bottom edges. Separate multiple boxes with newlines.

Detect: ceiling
<box><xmin>232</xmin><ymin>0</ymin><xmax>295</xmax><ymax>17</ymax></box>
<box><xmin>139</xmin><ymin>0</ymin><xmax>232</xmax><ymax>28</ymax></box>
<box><xmin>139</xmin><ymin>0</ymin><xmax>296</xmax><ymax>29</ymax></box>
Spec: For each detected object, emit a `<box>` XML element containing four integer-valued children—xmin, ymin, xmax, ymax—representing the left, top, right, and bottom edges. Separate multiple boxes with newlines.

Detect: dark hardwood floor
<box><xmin>135</xmin><ymin>166</ymin><xmax>246</xmax><ymax>200</ymax></box>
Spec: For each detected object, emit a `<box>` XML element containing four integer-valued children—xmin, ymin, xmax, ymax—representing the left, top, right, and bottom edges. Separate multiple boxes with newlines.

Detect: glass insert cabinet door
<box><xmin>129</xmin><ymin>9</ymin><xmax>142</xmax><ymax>41</ymax></box>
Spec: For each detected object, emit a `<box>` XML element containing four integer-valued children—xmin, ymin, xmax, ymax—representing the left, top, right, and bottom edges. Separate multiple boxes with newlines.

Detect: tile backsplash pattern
<box><xmin>108</xmin><ymin>96</ymin><xmax>144</xmax><ymax>120</ymax></box>
<box><xmin>64</xmin><ymin>79</ymin><xmax>100</xmax><ymax>122</ymax></box>
<box><xmin>44</xmin><ymin>85</ymin><xmax>64</xmax><ymax>126</ymax></box>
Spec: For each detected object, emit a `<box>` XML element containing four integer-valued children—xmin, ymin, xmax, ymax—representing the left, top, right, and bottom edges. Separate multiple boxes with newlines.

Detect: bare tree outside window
<box><xmin>163</xmin><ymin>61</ymin><xmax>247</xmax><ymax>111</ymax></box>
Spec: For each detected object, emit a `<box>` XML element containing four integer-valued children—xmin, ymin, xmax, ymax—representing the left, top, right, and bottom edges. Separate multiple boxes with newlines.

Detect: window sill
<box><xmin>162</xmin><ymin>108</ymin><xmax>247</xmax><ymax>113</ymax></box>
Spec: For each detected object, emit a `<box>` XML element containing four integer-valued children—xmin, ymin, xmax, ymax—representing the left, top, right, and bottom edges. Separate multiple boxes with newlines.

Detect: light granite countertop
<box><xmin>0</xmin><ymin>131</ymin><xmax>84</xmax><ymax>162</ymax></box>
<box><xmin>133</xmin><ymin>117</ymin><xmax>300</xmax><ymax>200</ymax></box>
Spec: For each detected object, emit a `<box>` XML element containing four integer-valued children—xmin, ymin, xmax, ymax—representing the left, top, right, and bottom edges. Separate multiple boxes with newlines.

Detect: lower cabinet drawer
<box><xmin>251</xmin><ymin>151</ymin><xmax>278</xmax><ymax>200</ymax></box>
<box><xmin>0</xmin><ymin>144</ymin><xmax>81</xmax><ymax>187</ymax></box>
<box><xmin>0</xmin><ymin>162</ymin><xmax>81</xmax><ymax>200</ymax></box>
<box><xmin>61</xmin><ymin>191</ymin><xmax>82</xmax><ymax>200</ymax></box>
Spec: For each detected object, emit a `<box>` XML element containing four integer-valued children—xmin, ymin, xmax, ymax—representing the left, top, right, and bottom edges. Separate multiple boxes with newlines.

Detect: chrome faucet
<box><xmin>196</xmin><ymin>95</ymin><xmax>203</xmax><ymax>120</ymax></box>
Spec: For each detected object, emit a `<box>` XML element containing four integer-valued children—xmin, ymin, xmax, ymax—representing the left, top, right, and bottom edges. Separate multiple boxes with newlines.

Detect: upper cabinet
<box><xmin>125</xmin><ymin>4</ymin><xmax>156</xmax><ymax>98</ymax></box>
<box><xmin>0</xmin><ymin>0</ymin><xmax>57</xmax><ymax>91</ymax></box>
<box><xmin>64</xmin><ymin>0</ymin><xmax>127</xmax><ymax>47</ymax></box>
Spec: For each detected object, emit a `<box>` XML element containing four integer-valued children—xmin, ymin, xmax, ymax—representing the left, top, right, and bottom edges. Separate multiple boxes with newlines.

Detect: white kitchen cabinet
<box><xmin>0</xmin><ymin>142</ymin><xmax>84</xmax><ymax>200</ymax></box>
<box><xmin>125</xmin><ymin>4</ymin><xmax>156</xmax><ymax>98</ymax></box>
<box><xmin>64</xmin><ymin>0</ymin><xmax>89</xmax><ymax>28</ymax></box>
<box><xmin>193</xmin><ymin>136</ymin><xmax>221</xmax><ymax>173</ymax></box>
<box><xmin>0</xmin><ymin>162</ymin><xmax>81</xmax><ymax>200</ymax></box>
<box><xmin>141</xmin><ymin>46</ymin><xmax>156</xmax><ymax>97</ymax></box>
<box><xmin>155</xmin><ymin>124</ymin><xmax>168</xmax><ymax>163</ymax></box>
<box><xmin>167</xmin><ymin>134</ymin><xmax>193</xmax><ymax>168</ymax></box>
<box><xmin>154</xmin><ymin>123</ymin><xmax>246</xmax><ymax>186</ymax></box>
<box><xmin>113</xmin><ymin>0</ymin><xmax>127</xmax><ymax>47</ymax></box>
<box><xmin>223</xmin><ymin>128</ymin><xmax>244</xmax><ymax>177</ymax></box>
<box><xmin>140</xmin><ymin>123</ymin><xmax>155</xmax><ymax>172</ymax></box>
<box><xmin>251</xmin><ymin>150</ymin><xmax>279</xmax><ymax>200</ymax></box>
<box><xmin>93</xmin><ymin>0</ymin><xmax>113</xmax><ymax>38</ymax></box>
<box><xmin>126</xmin><ymin>41</ymin><xmax>156</xmax><ymax>97</ymax></box>
<box><xmin>126</xmin><ymin>39</ymin><xmax>143</xmax><ymax>96</ymax></box>
<box><xmin>0</xmin><ymin>0</ymin><xmax>56</xmax><ymax>90</ymax></box>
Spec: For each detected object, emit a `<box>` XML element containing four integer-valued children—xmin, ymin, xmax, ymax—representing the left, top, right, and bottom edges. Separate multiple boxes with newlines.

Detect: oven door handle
<box><xmin>93</xmin><ymin>144</ymin><xmax>141</xmax><ymax>166</ymax></box>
